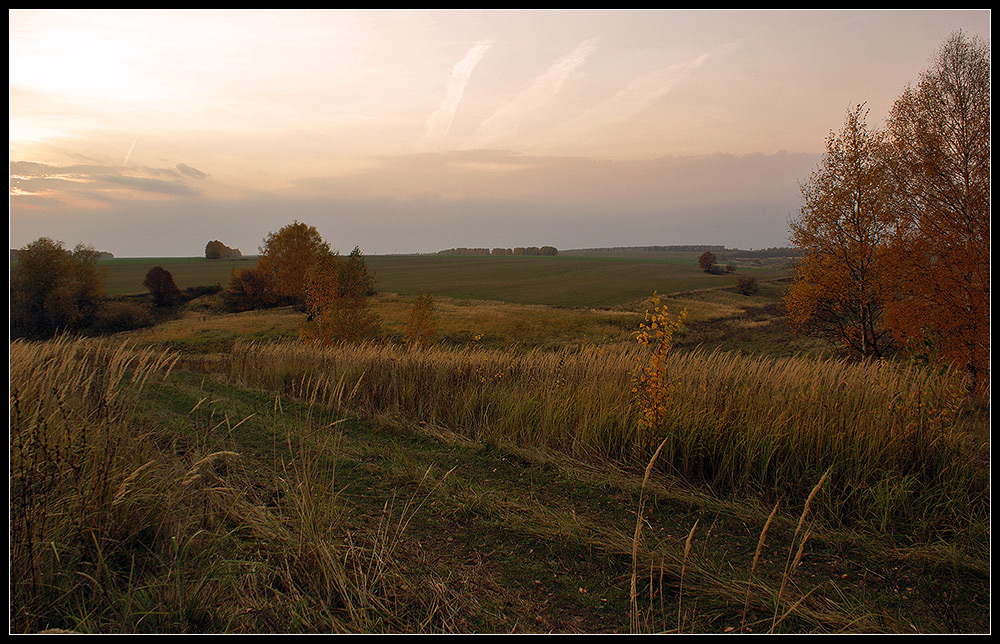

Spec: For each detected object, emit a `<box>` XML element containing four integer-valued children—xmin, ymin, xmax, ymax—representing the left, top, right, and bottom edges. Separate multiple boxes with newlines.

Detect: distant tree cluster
<box><xmin>11</xmin><ymin>248</ymin><xmax>113</xmax><ymax>261</ymax></box>
<box><xmin>438</xmin><ymin>246</ymin><xmax>558</xmax><ymax>256</ymax></box>
<box><xmin>786</xmin><ymin>32</ymin><xmax>989</xmax><ymax>394</ymax></box>
<box><xmin>722</xmin><ymin>247</ymin><xmax>802</xmax><ymax>260</ymax></box>
<box><xmin>205</xmin><ymin>240</ymin><xmax>242</xmax><ymax>259</ymax></box>
<box><xmin>572</xmin><ymin>245</ymin><xmax>725</xmax><ymax>254</ymax></box>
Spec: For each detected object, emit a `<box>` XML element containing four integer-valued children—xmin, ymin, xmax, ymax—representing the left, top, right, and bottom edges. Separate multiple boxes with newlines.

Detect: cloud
<box><xmin>560</xmin><ymin>41</ymin><xmax>738</xmax><ymax>138</ymax></box>
<box><xmin>176</xmin><ymin>163</ymin><xmax>208</xmax><ymax>179</ymax></box>
<box><xmin>8</xmin><ymin>159</ymin><xmax>204</xmax><ymax>209</ymax></box>
<box><xmin>424</xmin><ymin>40</ymin><xmax>493</xmax><ymax>140</ymax></box>
<box><xmin>476</xmin><ymin>37</ymin><xmax>599</xmax><ymax>142</ymax></box>
<box><xmin>96</xmin><ymin>174</ymin><xmax>200</xmax><ymax>196</ymax></box>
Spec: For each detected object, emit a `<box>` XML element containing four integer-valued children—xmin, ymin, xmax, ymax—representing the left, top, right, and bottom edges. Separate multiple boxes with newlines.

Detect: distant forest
<box><xmin>10</xmin><ymin>248</ymin><xmax>114</xmax><ymax>261</ymax></box>
<box><xmin>565</xmin><ymin>245</ymin><xmax>802</xmax><ymax>258</ymax></box>
<box><xmin>438</xmin><ymin>246</ymin><xmax>558</xmax><ymax>256</ymax></box>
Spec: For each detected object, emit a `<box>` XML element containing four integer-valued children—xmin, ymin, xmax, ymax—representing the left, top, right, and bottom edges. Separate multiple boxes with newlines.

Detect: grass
<box><xmin>9</xmin><ymin>255</ymin><xmax>990</xmax><ymax>634</ymax></box>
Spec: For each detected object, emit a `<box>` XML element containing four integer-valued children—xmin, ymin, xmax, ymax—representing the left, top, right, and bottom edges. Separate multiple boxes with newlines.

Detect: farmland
<box><xmin>10</xmin><ymin>250</ymin><xmax>990</xmax><ymax>634</ymax></box>
<box><xmin>96</xmin><ymin>250</ymin><xmax>790</xmax><ymax>306</ymax></box>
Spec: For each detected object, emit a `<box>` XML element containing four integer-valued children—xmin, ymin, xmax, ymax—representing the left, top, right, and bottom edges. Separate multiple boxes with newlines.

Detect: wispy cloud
<box><xmin>9</xmin><ymin>160</ymin><xmax>206</xmax><ymax>210</ymax></box>
<box><xmin>562</xmin><ymin>42</ymin><xmax>737</xmax><ymax>135</ymax></box>
<box><xmin>425</xmin><ymin>40</ymin><xmax>493</xmax><ymax>140</ymax></box>
<box><xmin>476</xmin><ymin>38</ymin><xmax>599</xmax><ymax>143</ymax></box>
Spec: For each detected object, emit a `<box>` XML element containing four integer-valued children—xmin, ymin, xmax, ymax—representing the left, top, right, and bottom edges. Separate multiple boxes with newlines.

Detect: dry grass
<box><xmin>222</xmin><ymin>334</ymin><xmax>987</xmax><ymax>545</ymax></box>
<box><xmin>9</xmin><ymin>291</ymin><xmax>988</xmax><ymax>633</ymax></box>
<box><xmin>9</xmin><ymin>336</ymin><xmax>448</xmax><ymax>633</ymax></box>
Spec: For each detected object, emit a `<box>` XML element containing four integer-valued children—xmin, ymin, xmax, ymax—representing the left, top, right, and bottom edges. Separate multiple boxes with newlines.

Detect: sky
<box><xmin>8</xmin><ymin>9</ymin><xmax>992</xmax><ymax>257</ymax></box>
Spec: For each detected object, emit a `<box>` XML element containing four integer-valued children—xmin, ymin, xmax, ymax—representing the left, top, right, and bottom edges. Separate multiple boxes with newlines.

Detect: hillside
<box><xmin>10</xmin><ymin>253</ymin><xmax>990</xmax><ymax>634</ymax></box>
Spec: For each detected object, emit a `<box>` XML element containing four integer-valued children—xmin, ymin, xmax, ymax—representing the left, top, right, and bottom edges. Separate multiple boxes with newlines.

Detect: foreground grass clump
<box><xmin>9</xmin><ymin>337</ymin><xmax>447</xmax><ymax>633</ymax></box>
<box><xmin>225</xmin><ymin>337</ymin><xmax>987</xmax><ymax>546</ymax></box>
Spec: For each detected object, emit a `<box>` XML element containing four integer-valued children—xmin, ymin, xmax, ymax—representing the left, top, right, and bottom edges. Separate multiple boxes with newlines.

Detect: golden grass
<box><xmin>9</xmin><ymin>335</ymin><xmax>446</xmax><ymax>633</ymax></box>
<box><xmin>224</xmin><ymin>336</ymin><xmax>987</xmax><ymax>542</ymax></box>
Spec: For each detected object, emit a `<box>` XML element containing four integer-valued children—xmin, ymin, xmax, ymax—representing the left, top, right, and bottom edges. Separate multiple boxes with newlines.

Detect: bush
<box><xmin>183</xmin><ymin>283</ymin><xmax>223</xmax><ymax>299</ymax></box>
<box><xmin>735</xmin><ymin>275</ymin><xmax>760</xmax><ymax>296</ymax></box>
<box><xmin>406</xmin><ymin>294</ymin><xmax>437</xmax><ymax>348</ymax></box>
<box><xmin>90</xmin><ymin>301</ymin><xmax>155</xmax><ymax>334</ymax></box>
<box><xmin>223</xmin><ymin>266</ymin><xmax>277</xmax><ymax>312</ymax></box>
<box><xmin>144</xmin><ymin>266</ymin><xmax>183</xmax><ymax>307</ymax></box>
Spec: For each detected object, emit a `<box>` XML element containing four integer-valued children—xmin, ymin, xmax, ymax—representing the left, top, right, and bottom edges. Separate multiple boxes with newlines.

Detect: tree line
<box><xmin>785</xmin><ymin>32</ymin><xmax>989</xmax><ymax>395</ymax></box>
<box><xmin>437</xmin><ymin>246</ymin><xmax>558</xmax><ymax>256</ymax></box>
<box><xmin>10</xmin><ymin>238</ymin><xmax>221</xmax><ymax>338</ymax></box>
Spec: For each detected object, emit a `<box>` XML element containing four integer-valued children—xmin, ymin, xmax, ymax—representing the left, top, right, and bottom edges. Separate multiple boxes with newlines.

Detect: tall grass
<box><xmin>9</xmin><ymin>336</ymin><xmax>448</xmax><ymax>633</ymax></box>
<box><xmin>10</xmin><ymin>336</ymin><xmax>179</xmax><ymax>631</ymax></box>
<box><xmin>225</xmin><ymin>338</ymin><xmax>987</xmax><ymax>543</ymax></box>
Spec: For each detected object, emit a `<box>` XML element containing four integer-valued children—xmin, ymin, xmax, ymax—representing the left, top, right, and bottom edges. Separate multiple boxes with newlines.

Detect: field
<box><xmin>97</xmin><ymin>250</ymin><xmax>789</xmax><ymax>306</ymax></box>
<box><xmin>10</xmin><ymin>252</ymin><xmax>990</xmax><ymax>634</ymax></box>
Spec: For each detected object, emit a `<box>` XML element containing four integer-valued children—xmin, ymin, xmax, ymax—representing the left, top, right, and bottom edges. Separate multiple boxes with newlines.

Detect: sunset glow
<box><xmin>8</xmin><ymin>9</ymin><xmax>991</xmax><ymax>256</ymax></box>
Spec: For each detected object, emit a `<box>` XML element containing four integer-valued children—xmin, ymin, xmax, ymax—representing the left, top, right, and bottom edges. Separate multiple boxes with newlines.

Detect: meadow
<box><xmin>10</xmin><ymin>251</ymin><xmax>990</xmax><ymax>634</ymax></box>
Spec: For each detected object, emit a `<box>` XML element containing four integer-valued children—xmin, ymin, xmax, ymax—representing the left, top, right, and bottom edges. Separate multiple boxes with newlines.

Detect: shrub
<box><xmin>183</xmin><ymin>283</ymin><xmax>223</xmax><ymax>299</ymax></box>
<box><xmin>735</xmin><ymin>276</ymin><xmax>760</xmax><ymax>296</ymax></box>
<box><xmin>91</xmin><ymin>301</ymin><xmax>155</xmax><ymax>333</ymax></box>
<box><xmin>223</xmin><ymin>266</ymin><xmax>278</xmax><ymax>312</ymax></box>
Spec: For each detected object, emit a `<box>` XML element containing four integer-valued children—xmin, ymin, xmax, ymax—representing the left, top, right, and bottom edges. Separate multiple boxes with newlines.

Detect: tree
<box><xmin>698</xmin><ymin>251</ymin><xmax>717</xmax><ymax>273</ymax></box>
<box><xmin>143</xmin><ymin>266</ymin><xmax>183</xmax><ymax>307</ymax></box>
<box><xmin>255</xmin><ymin>221</ymin><xmax>331</xmax><ymax>303</ymax></box>
<box><xmin>300</xmin><ymin>247</ymin><xmax>381</xmax><ymax>345</ymax></box>
<box><xmin>406</xmin><ymin>293</ymin><xmax>436</xmax><ymax>348</ymax></box>
<box><xmin>222</xmin><ymin>265</ymin><xmax>277</xmax><ymax>312</ymax></box>
<box><xmin>785</xmin><ymin>105</ymin><xmax>898</xmax><ymax>359</ymax></box>
<box><xmin>10</xmin><ymin>237</ymin><xmax>106</xmax><ymax>338</ymax></box>
<box><xmin>883</xmin><ymin>31</ymin><xmax>990</xmax><ymax>393</ymax></box>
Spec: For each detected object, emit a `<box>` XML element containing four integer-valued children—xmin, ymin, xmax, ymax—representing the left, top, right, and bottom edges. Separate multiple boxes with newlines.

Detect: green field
<box><xmin>100</xmin><ymin>252</ymin><xmax>788</xmax><ymax>307</ymax></box>
<box><xmin>98</xmin><ymin>256</ymin><xmax>257</xmax><ymax>296</ymax></box>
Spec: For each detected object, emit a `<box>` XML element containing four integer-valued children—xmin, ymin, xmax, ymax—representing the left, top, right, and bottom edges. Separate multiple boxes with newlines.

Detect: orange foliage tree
<box><xmin>785</xmin><ymin>104</ymin><xmax>899</xmax><ymax>359</ymax></box>
<box><xmin>883</xmin><ymin>32</ymin><xmax>990</xmax><ymax>393</ymax></box>
<box><xmin>300</xmin><ymin>247</ymin><xmax>381</xmax><ymax>345</ymax></box>
<box><xmin>254</xmin><ymin>220</ymin><xmax>332</xmax><ymax>303</ymax></box>
<box><xmin>405</xmin><ymin>293</ymin><xmax>437</xmax><ymax>348</ymax></box>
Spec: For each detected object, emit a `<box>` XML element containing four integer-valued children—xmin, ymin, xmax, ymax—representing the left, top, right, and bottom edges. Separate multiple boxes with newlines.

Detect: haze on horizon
<box><xmin>8</xmin><ymin>9</ymin><xmax>991</xmax><ymax>258</ymax></box>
